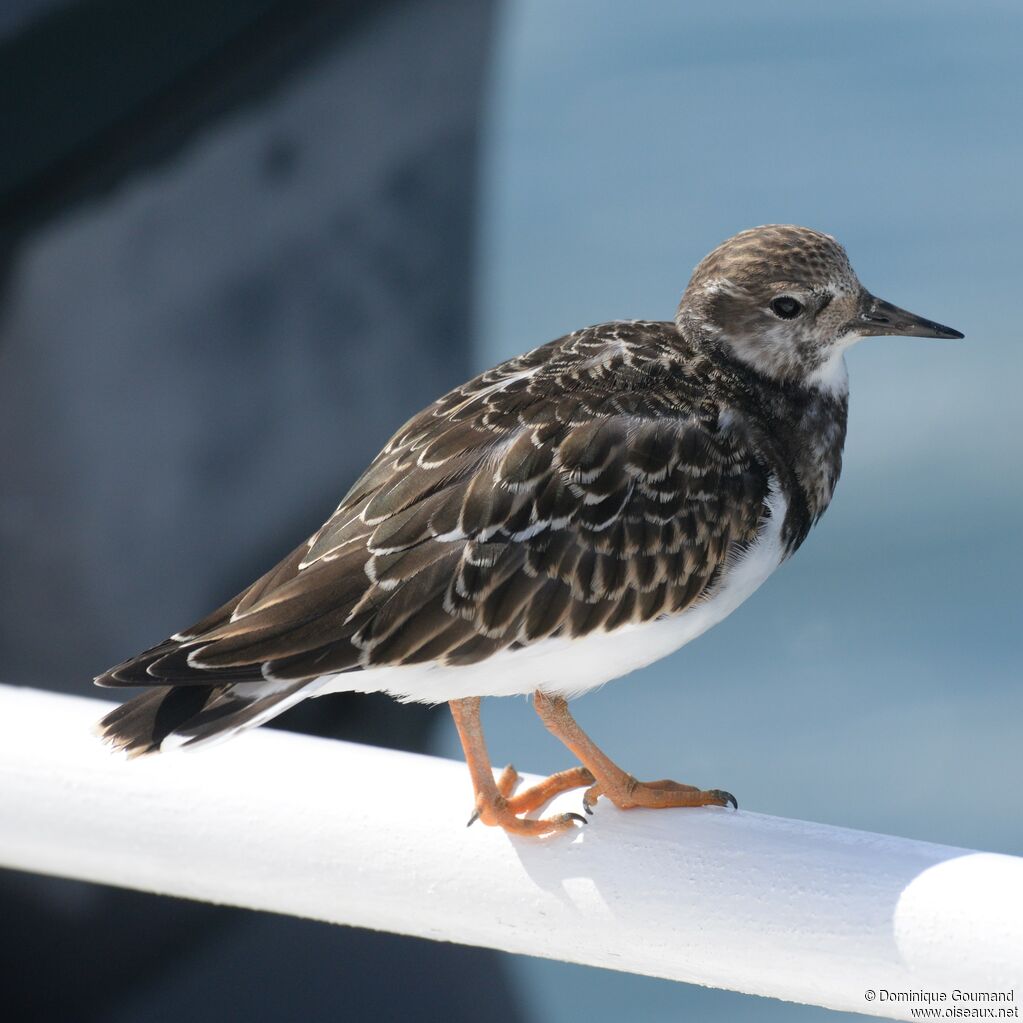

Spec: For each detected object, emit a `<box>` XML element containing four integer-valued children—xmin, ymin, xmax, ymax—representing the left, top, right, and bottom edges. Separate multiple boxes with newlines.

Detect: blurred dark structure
<box><xmin>0</xmin><ymin>1</ymin><xmax>521</xmax><ymax>1020</ymax></box>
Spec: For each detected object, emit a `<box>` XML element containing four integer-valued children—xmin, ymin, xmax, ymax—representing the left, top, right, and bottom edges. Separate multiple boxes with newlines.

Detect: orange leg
<box><xmin>449</xmin><ymin>697</ymin><xmax>592</xmax><ymax>836</ymax></box>
<box><xmin>496</xmin><ymin>763</ymin><xmax>596</xmax><ymax>816</ymax></box>
<box><xmin>532</xmin><ymin>691</ymin><xmax>737</xmax><ymax>814</ymax></box>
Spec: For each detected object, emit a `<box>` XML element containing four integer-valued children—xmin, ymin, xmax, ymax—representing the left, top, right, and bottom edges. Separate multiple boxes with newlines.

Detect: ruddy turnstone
<box><xmin>96</xmin><ymin>225</ymin><xmax>963</xmax><ymax>836</ymax></box>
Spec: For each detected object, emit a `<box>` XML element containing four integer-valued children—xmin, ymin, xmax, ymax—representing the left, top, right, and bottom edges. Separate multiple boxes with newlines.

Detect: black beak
<box><xmin>858</xmin><ymin>294</ymin><xmax>964</xmax><ymax>340</ymax></box>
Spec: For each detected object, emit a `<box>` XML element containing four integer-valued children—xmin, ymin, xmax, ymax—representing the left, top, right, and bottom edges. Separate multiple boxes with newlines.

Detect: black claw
<box><xmin>583</xmin><ymin>802</ymin><xmax>594</xmax><ymax>816</ymax></box>
<box><xmin>719</xmin><ymin>790</ymin><xmax>738</xmax><ymax>810</ymax></box>
<box><xmin>466</xmin><ymin>810</ymin><xmax>480</xmax><ymax>828</ymax></box>
<box><xmin>565</xmin><ymin>813</ymin><xmax>587</xmax><ymax>826</ymax></box>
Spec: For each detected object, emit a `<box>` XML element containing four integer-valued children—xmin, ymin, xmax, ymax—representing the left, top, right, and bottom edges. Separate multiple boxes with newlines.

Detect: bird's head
<box><xmin>676</xmin><ymin>224</ymin><xmax>963</xmax><ymax>393</ymax></box>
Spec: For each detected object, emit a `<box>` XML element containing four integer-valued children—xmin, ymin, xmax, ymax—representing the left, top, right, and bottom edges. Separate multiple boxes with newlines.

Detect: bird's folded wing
<box><xmin>97</xmin><ymin>333</ymin><xmax>771</xmax><ymax>690</ymax></box>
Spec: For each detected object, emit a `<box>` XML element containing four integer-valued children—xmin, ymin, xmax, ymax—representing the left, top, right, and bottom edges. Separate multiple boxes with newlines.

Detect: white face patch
<box><xmin>805</xmin><ymin>331</ymin><xmax>860</xmax><ymax>395</ymax></box>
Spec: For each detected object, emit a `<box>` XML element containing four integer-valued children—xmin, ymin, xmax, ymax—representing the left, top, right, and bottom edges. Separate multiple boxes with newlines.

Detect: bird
<box><xmin>95</xmin><ymin>224</ymin><xmax>963</xmax><ymax>837</ymax></box>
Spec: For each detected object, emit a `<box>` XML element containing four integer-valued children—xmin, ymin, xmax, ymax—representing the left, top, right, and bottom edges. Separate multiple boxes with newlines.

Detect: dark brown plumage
<box><xmin>99</xmin><ymin>320</ymin><xmax>801</xmax><ymax>745</ymax></box>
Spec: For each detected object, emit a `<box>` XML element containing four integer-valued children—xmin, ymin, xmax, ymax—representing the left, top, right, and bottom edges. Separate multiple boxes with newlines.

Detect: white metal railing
<box><xmin>1</xmin><ymin>683</ymin><xmax>1020</xmax><ymax>1020</ymax></box>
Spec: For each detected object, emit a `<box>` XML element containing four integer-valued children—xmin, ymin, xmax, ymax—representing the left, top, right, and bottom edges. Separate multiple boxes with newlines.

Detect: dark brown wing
<box><xmin>96</xmin><ymin>322</ymin><xmax>771</xmax><ymax>691</ymax></box>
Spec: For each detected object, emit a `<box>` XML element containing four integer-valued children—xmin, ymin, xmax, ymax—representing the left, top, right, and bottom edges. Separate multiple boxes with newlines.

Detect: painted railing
<box><xmin>1</xmin><ymin>684</ymin><xmax>1019</xmax><ymax>1020</ymax></box>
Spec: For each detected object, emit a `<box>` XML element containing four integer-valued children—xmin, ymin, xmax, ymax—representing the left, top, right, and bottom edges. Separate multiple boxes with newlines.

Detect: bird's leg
<box><xmin>449</xmin><ymin>697</ymin><xmax>590</xmax><ymax>836</ymax></box>
<box><xmin>532</xmin><ymin>691</ymin><xmax>737</xmax><ymax>813</ymax></box>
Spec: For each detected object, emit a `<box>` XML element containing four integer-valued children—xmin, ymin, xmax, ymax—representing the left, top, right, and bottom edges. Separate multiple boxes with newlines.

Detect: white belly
<box><xmin>318</xmin><ymin>483</ymin><xmax>788</xmax><ymax>705</ymax></box>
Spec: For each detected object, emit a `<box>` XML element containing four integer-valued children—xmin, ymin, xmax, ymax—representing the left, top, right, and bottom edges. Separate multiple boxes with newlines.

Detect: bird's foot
<box><xmin>530</xmin><ymin>692</ymin><xmax>737</xmax><ymax>816</ymax></box>
<box><xmin>582</xmin><ymin>776</ymin><xmax>738</xmax><ymax>813</ymax></box>
<box><xmin>466</xmin><ymin>763</ymin><xmax>594</xmax><ymax>836</ymax></box>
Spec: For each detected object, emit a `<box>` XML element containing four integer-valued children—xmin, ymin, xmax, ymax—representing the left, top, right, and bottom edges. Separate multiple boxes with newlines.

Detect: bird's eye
<box><xmin>770</xmin><ymin>296</ymin><xmax>803</xmax><ymax>319</ymax></box>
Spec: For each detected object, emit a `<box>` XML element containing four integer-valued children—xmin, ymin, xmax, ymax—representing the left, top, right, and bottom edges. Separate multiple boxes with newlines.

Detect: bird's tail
<box><xmin>95</xmin><ymin>678</ymin><xmax>324</xmax><ymax>757</ymax></box>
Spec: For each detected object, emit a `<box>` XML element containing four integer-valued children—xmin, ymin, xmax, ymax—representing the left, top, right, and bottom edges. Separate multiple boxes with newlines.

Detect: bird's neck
<box><xmin>680</xmin><ymin>312</ymin><xmax>852</xmax><ymax>399</ymax></box>
<box><xmin>691</xmin><ymin>331</ymin><xmax>850</xmax><ymax>549</ymax></box>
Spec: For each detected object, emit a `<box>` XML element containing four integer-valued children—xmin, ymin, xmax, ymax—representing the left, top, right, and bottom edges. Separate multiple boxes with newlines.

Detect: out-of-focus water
<box><xmin>434</xmin><ymin>2</ymin><xmax>1023</xmax><ymax>1019</ymax></box>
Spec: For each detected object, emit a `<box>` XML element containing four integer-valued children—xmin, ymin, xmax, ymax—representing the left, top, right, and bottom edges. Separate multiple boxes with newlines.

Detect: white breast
<box><xmin>319</xmin><ymin>482</ymin><xmax>789</xmax><ymax>705</ymax></box>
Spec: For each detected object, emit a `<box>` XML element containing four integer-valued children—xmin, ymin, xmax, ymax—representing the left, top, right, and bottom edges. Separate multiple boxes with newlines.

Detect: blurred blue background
<box><xmin>0</xmin><ymin>1</ymin><xmax>1018</xmax><ymax>1021</ymax></box>
<box><xmin>435</xmin><ymin>1</ymin><xmax>1022</xmax><ymax>1020</ymax></box>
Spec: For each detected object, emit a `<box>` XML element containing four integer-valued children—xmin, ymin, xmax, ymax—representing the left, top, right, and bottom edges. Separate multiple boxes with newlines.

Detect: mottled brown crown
<box><xmin>683</xmin><ymin>225</ymin><xmax>854</xmax><ymax>297</ymax></box>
